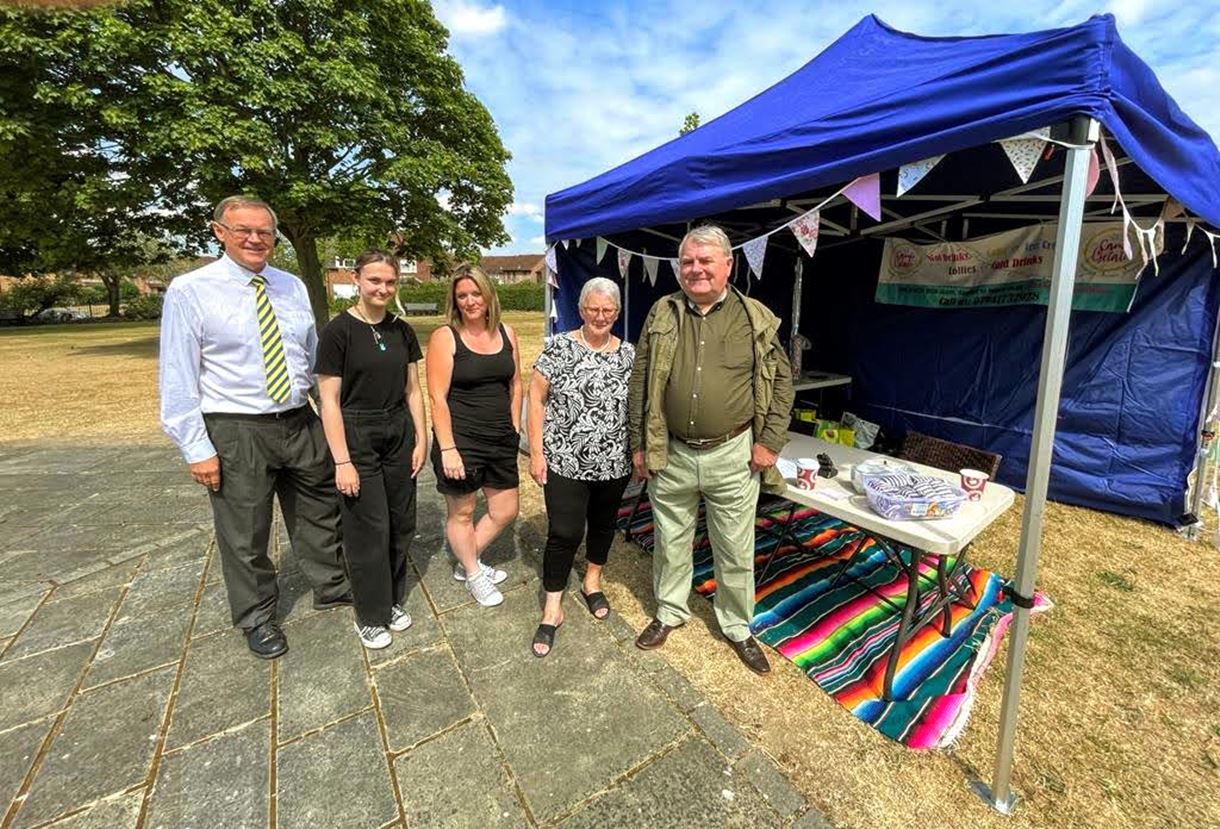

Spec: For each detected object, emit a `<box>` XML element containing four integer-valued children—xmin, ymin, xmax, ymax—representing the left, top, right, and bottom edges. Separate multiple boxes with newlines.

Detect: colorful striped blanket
<box><xmin>618</xmin><ymin>492</ymin><xmax>1050</xmax><ymax>749</ymax></box>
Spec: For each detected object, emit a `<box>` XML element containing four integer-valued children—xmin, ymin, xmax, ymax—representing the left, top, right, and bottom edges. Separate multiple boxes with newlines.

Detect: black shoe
<box><xmin>728</xmin><ymin>636</ymin><xmax>771</xmax><ymax>675</ymax></box>
<box><xmin>245</xmin><ymin>621</ymin><xmax>288</xmax><ymax>660</ymax></box>
<box><xmin>312</xmin><ymin>592</ymin><xmax>353</xmax><ymax>611</ymax></box>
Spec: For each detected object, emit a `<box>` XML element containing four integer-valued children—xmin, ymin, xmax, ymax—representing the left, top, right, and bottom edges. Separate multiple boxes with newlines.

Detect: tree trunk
<box><xmin>100</xmin><ymin>272</ymin><xmax>121</xmax><ymax>317</ymax></box>
<box><xmin>285</xmin><ymin>231</ymin><xmax>329</xmax><ymax>330</ymax></box>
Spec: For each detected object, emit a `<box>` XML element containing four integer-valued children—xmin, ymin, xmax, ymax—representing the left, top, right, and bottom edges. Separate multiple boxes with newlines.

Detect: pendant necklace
<box><xmin>352</xmin><ymin>305</ymin><xmax>386</xmax><ymax>352</ymax></box>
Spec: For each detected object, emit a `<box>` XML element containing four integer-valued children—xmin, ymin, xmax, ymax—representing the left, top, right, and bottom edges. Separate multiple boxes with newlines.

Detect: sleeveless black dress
<box><xmin>431</xmin><ymin>324</ymin><xmax>519</xmax><ymax>489</ymax></box>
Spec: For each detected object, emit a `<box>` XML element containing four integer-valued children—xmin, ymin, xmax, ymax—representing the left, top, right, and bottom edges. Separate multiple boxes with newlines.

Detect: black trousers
<box><xmin>542</xmin><ymin>470</ymin><xmax>630</xmax><ymax>592</ymax></box>
<box><xmin>204</xmin><ymin>408</ymin><xmax>349</xmax><ymax>630</ymax></box>
<box><xmin>340</xmin><ymin>406</ymin><xmax>417</xmax><ymax>626</ymax></box>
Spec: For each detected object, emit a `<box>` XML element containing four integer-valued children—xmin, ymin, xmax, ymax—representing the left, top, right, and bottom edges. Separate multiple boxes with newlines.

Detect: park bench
<box><xmin>402</xmin><ymin>302</ymin><xmax>438</xmax><ymax>315</ymax></box>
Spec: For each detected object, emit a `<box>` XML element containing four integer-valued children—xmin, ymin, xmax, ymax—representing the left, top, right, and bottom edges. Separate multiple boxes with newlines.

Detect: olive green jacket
<box><xmin>628</xmin><ymin>287</ymin><xmax>795</xmax><ymax>494</ymax></box>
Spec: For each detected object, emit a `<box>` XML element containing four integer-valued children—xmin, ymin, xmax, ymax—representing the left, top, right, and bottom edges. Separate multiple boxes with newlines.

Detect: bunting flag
<box><xmin>999</xmin><ymin>129</ymin><xmax>1050</xmax><ymax>184</ymax></box>
<box><xmin>669</xmin><ymin>258</ymin><xmax>681</xmax><ymax>281</ymax></box>
<box><xmin>561</xmin><ymin>239</ymin><xmax>571</xmax><ymax>249</ymax></box>
<box><xmin>1182</xmin><ymin>218</ymin><xmax>1197</xmax><ymax>254</ymax></box>
<box><xmin>546</xmin><ymin>269</ymin><xmax>558</xmax><ymax>288</ymax></box>
<box><xmin>617</xmin><ymin>247</ymin><xmax>632</xmax><ymax>281</ymax></box>
<box><xmin>1202</xmin><ymin>229</ymin><xmax>1220</xmax><ymax>269</ymax></box>
<box><xmin>642</xmin><ymin>256</ymin><xmax>659</xmax><ymax>286</ymax></box>
<box><xmin>788</xmin><ymin>210</ymin><xmax>821</xmax><ymax>257</ymax></box>
<box><xmin>896</xmin><ymin>155</ymin><xmax>944</xmax><ymax>197</ymax></box>
<box><xmin>1099</xmin><ymin>132</ymin><xmax>1123</xmax><ymax>214</ymax></box>
<box><xmin>1086</xmin><ymin>145</ymin><xmax>1101</xmax><ymax>197</ymax></box>
<box><xmin>549</xmin><ymin>302</ymin><xmax>557</xmax><ymax>320</ymax></box>
<box><xmin>544</xmin><ymin>244</ymin><xmax>558</xmax><ymax>274</ymax></box>
<box><xmin>743</xmin><ymin>236</ymin><xmax>768</xmax><ymax>279</ymax></box>
<box><xmin>843</xmin><ymin>173</ymin><xmax>882</xmax><ymax>221</ymax></box>
<box><xmin>596</xmin><ymin>237</ymin><xmax>609</xmax><ymax>263</ymax></box>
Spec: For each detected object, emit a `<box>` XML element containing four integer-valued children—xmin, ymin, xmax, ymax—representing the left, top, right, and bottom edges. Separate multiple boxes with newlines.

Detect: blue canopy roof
<box><xmin>545</xmin><ymin>14</ymin><xmax>1220</xmax><ymax>241</ymax></box>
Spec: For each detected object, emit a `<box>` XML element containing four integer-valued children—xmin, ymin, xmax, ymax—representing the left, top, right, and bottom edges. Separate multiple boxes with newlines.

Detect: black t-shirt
<box><xmin>315</xmin><ymin>311</ymin><xmax>423</xmax><ymax>410</ymax></box>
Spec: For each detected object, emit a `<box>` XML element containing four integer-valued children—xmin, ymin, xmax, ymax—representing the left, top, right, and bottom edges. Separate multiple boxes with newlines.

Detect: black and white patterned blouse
<box><xmin>534</xmin><ymin>334</ymin><xmax>635</xmax><ymax>480</ymax></box>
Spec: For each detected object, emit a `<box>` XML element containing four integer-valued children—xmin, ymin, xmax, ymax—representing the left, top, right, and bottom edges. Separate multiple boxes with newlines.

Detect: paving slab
<box><xmin>0</xmin><ymin>718</ymin><xmax>52</xmax><ymax>813</ymax></box>
<box><xmin>48</xmin><ymin>561</ymin><xmax>140</xmax><ymax>603</ymax></box>
<box><xmin>276</xmin><ymin>610</ymin><xmax>372</xmax><ymax>740</ymax></box>
<box><xmin>147</xmin><ymin>720</ymin><xmax>270</xmax><ymax>829</ymax></box>
<box><xmin>394</xmin><ymin>719</ymin><xmax>527</xmax><ymax>829</ymax></box>
<box><xmin>41</xmin><ymin>791</ymin><xmax>143</xmax><ymax>829</ymax></box>
<box><xmin>84</xmin><ymin>596</ymin><xmax>193</xmax><ymax>689</ymax></box>
<box><xmin>5</xmin><ymin>586</ymin><xmax>122</xmax><ymax>659</ymax></box>
<box><xmin>0</xmin><ymin>589</ymin><xmax>48</xmax><ymax>638</ymax></box>
<box><xmin>365</xmin><ymin>573</ymin><xmax>442</xmax><ymax>667</ymax></box>
<box><xmin>192</xmin><ymin>582</ymin><xmax>232</xmax><ymax>638</ymax></box>
<box><xmin>14</xmin><ymin>666</ymin><xmax>174</xmax><ymax>828</ymax></box>
<box><xmin>140</xmin><ymin>528</ymin><xmax>211</xmax><ymax>570</ymax></box>
<box><xmin>277</xmin><ymin>713</ymin><xmax>398</xmax><ymax>829</ymax></box>
<box><xmin>374</xmin><ymin>647</ymin><xmax>476</xmax><ymax>752</ymax></box>
<box><xmin>442</xmin><ymin>589</ymin><xmax>689</xmax><ymax>822</ymax></box>
<box><xmin>167</xmin><ymin>631</ymin><xmax>272</xmax><ymax>750</ymax></box>
<box><xmin>556</xmin><ymin>736</ymin><xmax>783</xmax><ymax>829</ymax></box>
<box><xmin>0</xmin><ymin>447</ymin><xmax>121</xmax><ymax>475</ymax></box>
<box><xmin>0</xmin><ymin>641</ymin><xmax>94</xmax><ymax>731</ymax></box>
<box><xmin>116</xmin><ymin>559</ymin><xmax>206</xmax><ymax>617</ymax></box>
<box><xmin>0</xmin><ymin>548</ymin><xmax>111</xmax><ymax>589</ymax></box>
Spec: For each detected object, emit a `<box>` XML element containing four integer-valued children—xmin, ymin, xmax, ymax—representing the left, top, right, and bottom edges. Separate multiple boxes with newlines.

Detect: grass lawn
<box><xmin>2</xmin><ymin>314</ymin><xmax>1217</xmax><ymax>828</ymax></box>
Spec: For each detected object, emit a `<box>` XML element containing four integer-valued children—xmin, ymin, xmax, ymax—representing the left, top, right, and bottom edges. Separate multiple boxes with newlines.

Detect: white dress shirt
<box><xmin>159</xmin><ymin>255</ymin><xmax>318</xmax><ymax>463</ymax></box>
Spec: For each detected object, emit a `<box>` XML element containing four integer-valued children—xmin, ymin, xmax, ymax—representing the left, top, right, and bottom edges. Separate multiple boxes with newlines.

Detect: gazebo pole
<box><xmin>978</xmin><ymin>115</ymin><xmax>1098</xmax><ymax>814</ymax></box>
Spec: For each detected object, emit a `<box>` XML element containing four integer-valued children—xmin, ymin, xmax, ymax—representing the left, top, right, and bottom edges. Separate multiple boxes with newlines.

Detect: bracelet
<box><xmin>440</xmin><ymin>446</ymin><xmax>457</xmax><ymax>452</ymax></box>
<box><xmin>335</xmin><ymin>460</ymin><xmax>352</xmax><ymax>466</ymax></box>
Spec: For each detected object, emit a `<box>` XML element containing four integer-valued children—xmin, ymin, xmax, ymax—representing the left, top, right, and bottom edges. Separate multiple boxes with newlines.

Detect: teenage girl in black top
<box><xmin>316</xmin><ymin>249</ymin><xmax>427</xmax><ymax>649</ymax></box>
<box><xmin>426</xmin><ymin>264</ymin><xmax>522</xmax><ymax>608</ymax></box>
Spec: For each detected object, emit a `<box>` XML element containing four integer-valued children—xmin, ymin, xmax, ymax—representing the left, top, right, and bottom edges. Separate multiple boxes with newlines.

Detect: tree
<box><xmin>73</xmin><ymin>0</ymin><xmax>513</xmax><ymax>328</ymax></box>
<box><xmin>680</xmin><ymin>111</ymin><xmax>700</xmax><ymax>136</ymax></box>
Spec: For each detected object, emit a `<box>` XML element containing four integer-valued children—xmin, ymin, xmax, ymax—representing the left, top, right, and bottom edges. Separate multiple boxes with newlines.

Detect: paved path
<box><xmin>0</xmin><ymin>442</ymin><xmax>829</xmax><ymax>829</ymax></box>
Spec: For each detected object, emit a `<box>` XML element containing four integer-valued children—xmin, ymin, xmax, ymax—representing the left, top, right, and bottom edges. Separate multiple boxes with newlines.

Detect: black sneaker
<box><xmin>245</xmin><ymin>621</ymin><xmax>288</xmax><ymax>659</ymax></box>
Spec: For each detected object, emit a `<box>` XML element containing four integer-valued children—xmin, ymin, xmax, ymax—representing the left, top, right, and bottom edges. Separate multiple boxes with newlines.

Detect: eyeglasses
<box><xmin>581</xmin><ymin>307</ymin><xmax>618</xmax><ymax>318</ymax></box>
<box><xmin>214</xmin><ymin>222</ymin><xmax>276</xmax><ymax>242</ymax></box>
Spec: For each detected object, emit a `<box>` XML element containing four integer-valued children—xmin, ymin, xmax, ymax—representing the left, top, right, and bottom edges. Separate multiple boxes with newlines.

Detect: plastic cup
<box><xmin>795</xmin><ymin>458</ymin><xmax>818</xmax><ymax>490</ymax></box>
<box><xmin>960</xmin><ymin>468</ymin><xmax>989</xmax><ymax>501</ymax></box>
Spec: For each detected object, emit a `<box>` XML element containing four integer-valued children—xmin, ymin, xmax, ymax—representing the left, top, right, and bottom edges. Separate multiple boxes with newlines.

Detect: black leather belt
<box><xmin>674</xmin><ymin>421</ymin><xmax>751</xmax><ymax>450</ymax></box>
<box><xmin>205</xmin><ymin>405</ymin><xmax>310</xmax><ymax>422</ymax></box>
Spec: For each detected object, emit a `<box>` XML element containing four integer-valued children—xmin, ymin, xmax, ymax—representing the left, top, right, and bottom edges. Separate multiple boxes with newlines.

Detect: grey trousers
<box><xmin>647</xmin><ymin>430</ymin><xmax>760</xmax><ymax>642</ymax></box>
<box><xmin>204</xmin><ymin>408</ymin><xmax>349</xmax><ymax>630</ymax></box>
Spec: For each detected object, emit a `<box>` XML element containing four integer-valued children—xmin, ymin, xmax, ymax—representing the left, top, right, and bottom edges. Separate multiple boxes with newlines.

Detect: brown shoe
<box><xmin>635</xmin><ymin>618</ymin><xmax>675</xmax><ymax>650</ymax></box>
<box><xmin>728</xmin><ymin>636</ymin><xmax>771</xmax><ymax>675</ymax></box>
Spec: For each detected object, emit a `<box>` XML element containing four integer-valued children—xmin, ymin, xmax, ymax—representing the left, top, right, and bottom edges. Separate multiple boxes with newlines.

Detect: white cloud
<box><xmin>505</xmin><ymin>202</ymin><xmax>543</xmax><ymax>221</ymax></box>
<box><xmin>1108</xmin><ymin>0</ymin><xmax>1152</xmax><ymax>26</ymax></box>
<box><xmin>435</xmin><ymin>1</ymin><xmax>507</xmax><ymax>38</ymax></box>
<box><xmin>528</xmin><ymin>235</ymin><xmax>546</xmax><ymax>247</ymax></box>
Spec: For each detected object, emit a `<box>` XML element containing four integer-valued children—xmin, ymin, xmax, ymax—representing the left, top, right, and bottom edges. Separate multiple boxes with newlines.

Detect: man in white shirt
<box><xmin>160</xmin><ymin>196</ymin><xmax>350</xmax><ymax>659</ymax></box>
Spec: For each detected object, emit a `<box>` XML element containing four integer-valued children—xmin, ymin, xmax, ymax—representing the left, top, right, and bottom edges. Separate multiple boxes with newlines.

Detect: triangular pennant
<box><xmin>596</xmin><ymin>237</ymin><xmax>608</xmax><ymax>263</ymax></box>
<box><xmin>788</xmin><ymin>210</ymin><xmax>820</xmax><ymax>257</ymax></box>
<box><xmin>669</xmin><ymin>258</ymin><xmax>680</xmax><ymax>281</ymax></box>
<box><xmin>742</xmin><ymin>236</ymin><xmax>768</xmax><ymax>279</ymax></box>
<box><xmin>1085</xmin><ymin>145</ymin><xmax>1100</xmax><ymax>198</ymax></box>
<box><xmin>1120</xmin><ymin>204</ymin><xmax>1135</xmax><ymax>261</ymax></box>
<box><xmin>896</xmin><ymin>155</ymin><xmax>944</xmax><ymax>197</ymax></box>
<box><xmin>546</xmin><ymin>269</ymin><xmax>558</xmax><ymax>289</ymax></box>
<box><xmin>1161</xmin><ymin>198</ymin><xmax>1185</xmax><ymax>221</ymax></box>
<box><xmin>642</xmin><ymin>256</ymin><xmax>659</xmax><ymax>286</ymax></box>
<box><xmin>843</xmin><ymin>173</ymin><xmax>882</xmax><ymax>222</ymax></box>
<box><xmin>544</xmin><ymin>244</ymin><xmax>557</xmax><ymax>273</ymax></box>
<box><xmin>561</xmin><ymin>239</ymin><xmax>571</xmax><ymax>249</ymax></box>
<box><xmin>617</xmin><ymin>248</ymin><xmax>632</xmax><ymax>281</ymax></box>
<box><xmin>1000</xmin><ymin>136</ymin><xmax>1046</xmax><ymax>184</ymax></box>
<box><xmin>549</xmin><ymin>302</ymin><xmax>557</xmax><ymax>320</ymax></box>
<box><xmin>1099</xmin><ymin>132</ymin><xmax>1123</xmax><ymax>214</ymax></box>
<box><xmin>1202</xmin><ymin>230</ymin><xmax>1219</xmax><ymax>269</ymax></box>
<box><xmin>1182</xmin><ymin>218</ymin><xmax>1197</xmax><ymax>254</ymax></box>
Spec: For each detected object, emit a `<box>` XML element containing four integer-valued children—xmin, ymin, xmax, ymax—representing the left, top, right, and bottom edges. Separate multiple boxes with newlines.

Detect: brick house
<box><xmin>478</xmin><ymin>254</ymin><xmax>545</xmax><ymax>284</ymax></box>
<box><xmin>325</xmin><ymin>257</ymin><xmax>432</xmax><ymax>298</ymax></box>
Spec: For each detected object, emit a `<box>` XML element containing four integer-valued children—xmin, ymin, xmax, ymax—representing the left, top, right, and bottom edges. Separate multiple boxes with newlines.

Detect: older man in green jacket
<box><xmin>628</xmin><ymin>224</ymin><xmax>794</xmax><ymax>674</ymax></box>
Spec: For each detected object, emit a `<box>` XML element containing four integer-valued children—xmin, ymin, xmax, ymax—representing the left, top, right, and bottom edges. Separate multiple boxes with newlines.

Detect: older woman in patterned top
<box><xmin>526</xmin><ymin>277</ymin><xmax>635</xmax><ymax>657</ymax></box>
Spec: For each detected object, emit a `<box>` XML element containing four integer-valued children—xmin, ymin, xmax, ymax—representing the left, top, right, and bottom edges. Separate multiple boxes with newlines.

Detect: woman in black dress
<box><xmin>426</xmin><ymin>264</ymin><xmax>522</xmax><ymax>608</ymax></box>
<box><xmin>316</xmin><ymin>249</ymin><xmax>427</xmax><ymax>649</ymax></box>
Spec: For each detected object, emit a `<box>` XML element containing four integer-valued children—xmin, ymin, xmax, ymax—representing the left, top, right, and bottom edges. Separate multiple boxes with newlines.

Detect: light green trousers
<box><xmin>647</xmin><ymin>430</ymin><xmax>759</xmax><ymax>642</ymax></box>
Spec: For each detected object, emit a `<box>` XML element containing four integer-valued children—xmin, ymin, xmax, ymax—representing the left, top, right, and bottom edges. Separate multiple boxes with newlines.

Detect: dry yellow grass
<box><xmin>3</xmin><ymin>313</ymin><xmax>1218</xmax><ymax>828</ymax></box>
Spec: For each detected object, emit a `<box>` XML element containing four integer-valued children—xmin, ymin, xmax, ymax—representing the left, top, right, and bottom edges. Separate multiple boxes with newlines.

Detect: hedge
<box><xmin>329</xmin><ymin>281</ymin><xmax>543</xmax><ymax>314</ymax></box>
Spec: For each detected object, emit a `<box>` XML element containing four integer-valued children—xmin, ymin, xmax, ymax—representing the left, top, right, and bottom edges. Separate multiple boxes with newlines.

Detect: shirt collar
<box><xmin>220</xmin><ymin>254</ymin><xmax>264</xmax><ymax>285</ymax></box>
<box><xmin>685</xmin><ymin>288</ymin><xmax>730</xmax><ymax>316</ymax></box>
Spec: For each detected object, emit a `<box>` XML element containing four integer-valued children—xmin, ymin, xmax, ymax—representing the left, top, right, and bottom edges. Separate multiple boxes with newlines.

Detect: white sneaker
<box><xmin>354</xmin><ymin>623</ymin><xmax>391</xmax><ymax>649</ymax></box>
<box><xmin>453</xmin><ymin>559</ymin><xmax>508</xmax><ymax>585</ymax></box>
<box><xmin>465</xmin><ymin>572</ymin><xmax>504</xmax><ymax>607</ymax></box>
<box><xmin>388</xmin><ymin>604</ymin><xmax>413</xmax><ymax>632</ymax></box>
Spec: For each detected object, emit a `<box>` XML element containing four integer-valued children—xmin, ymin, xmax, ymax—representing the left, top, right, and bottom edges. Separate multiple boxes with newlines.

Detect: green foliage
<box><xmin>119</xmin><ymin>279</ymin><xmax>140</xmax><ymax>301</ymax></box>
<box><xmin>679</xmin><ymin>111</ymin><xmax>701</xmax><ymax>136</ymax></box>
<box><xmin>0</xmin><ymin>275</ymin><xmax>81</xmax><ymax>318</ymax></box>
<box><xmin>328</xmin><ymin>280</ymin><xmax>542</xmax><ymax>316</ymax></box>
<box><xmin>0</xmin><ymin>0</ymin><xmax>513</xmax><ymax>328</ymax></box>
<box><xmin>495</xmin><ymin>282</ymin><xmax>545</xmax><ymax>311</ymax></box>
<box><xmin>122</xmin><ymin>293</ymin><xmax>163</xmax><ymax>320</ymax></box>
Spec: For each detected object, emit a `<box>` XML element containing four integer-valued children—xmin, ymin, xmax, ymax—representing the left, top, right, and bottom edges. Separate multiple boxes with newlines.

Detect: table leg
<box><xmin>757</xmin><ymin>500</ymin><xmax>798</xmax><ymax>586</ymax></box>
<box><xmin>882</xmin><ymin>551</ymin><xmax>922</xmax><ymax>701</ymax></box>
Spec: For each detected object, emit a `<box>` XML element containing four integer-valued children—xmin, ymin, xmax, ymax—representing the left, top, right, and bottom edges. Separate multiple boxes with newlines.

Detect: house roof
<box><xmin>479</xmin><ymin>254</ymin><xmax>544</xmax><ymax>273</ymax></box>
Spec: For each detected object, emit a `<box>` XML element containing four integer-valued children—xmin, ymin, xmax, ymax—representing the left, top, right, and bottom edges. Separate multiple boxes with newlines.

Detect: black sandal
<box><xmin>532</xmin><ymin>622</ymin><xmax>561</xmax><ymax>658</ymax></box>
<box><xmin>579</xmin><ymin>589</ymin><xmax>611</xmax><ymax>620</ymax></box>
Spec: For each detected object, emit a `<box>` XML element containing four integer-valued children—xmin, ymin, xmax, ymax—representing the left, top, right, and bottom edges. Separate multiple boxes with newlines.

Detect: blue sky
<box><xmin>430</xmin><ymin>0</ymin><xmax>1220</xmax><ymax>256</ymax></box>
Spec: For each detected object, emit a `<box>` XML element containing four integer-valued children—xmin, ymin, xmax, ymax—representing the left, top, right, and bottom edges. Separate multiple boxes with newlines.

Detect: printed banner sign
<box><xmin>876</xmin><ymin>222</ymin><xmax>1156</xmax><ymax>312</ymax></box>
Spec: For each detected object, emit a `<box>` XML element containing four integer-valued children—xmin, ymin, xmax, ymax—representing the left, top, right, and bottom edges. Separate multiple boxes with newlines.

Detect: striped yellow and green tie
<box><xmin>251</xmin><ymin>274</ymin><xmax>291</xmax><ymax>403</ymax></box>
